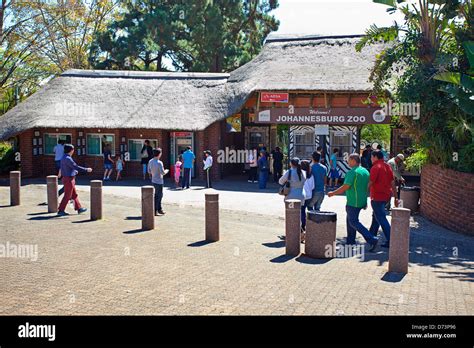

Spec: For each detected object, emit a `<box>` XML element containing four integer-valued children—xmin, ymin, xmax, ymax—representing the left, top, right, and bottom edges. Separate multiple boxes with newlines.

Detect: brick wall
<box><xmin>16</xmin><ymin>124</ymin><xmax>223</xmax><ymax>181</ymax></box>
<box><xmin>420</xmin><ymin>164</ymin><xmax>474</xmax><ymax>235</ymax></box>
<box><xmin>17</xmin><ymin>128</ymin><xmax>168</xmax><ymax>179</ymax></box>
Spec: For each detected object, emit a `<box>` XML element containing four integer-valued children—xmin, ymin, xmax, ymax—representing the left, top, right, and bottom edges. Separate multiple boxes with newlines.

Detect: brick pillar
<box><xmin>90</xmin><ymin>180</ymin><xmax>103</xmax><ymax>220</ymax></box>
<box><xmin>285</xmin><ymin>199</ymin><xmax>301</xmax><ymax>256</ymax></box>
<box><xmin>205</xmin><ymin>193</ymin><xmax>219</xmax><ymax>241</ymax></box>
<box><xmin>19</xmin><ymin>130</ymin><xmax>34</xmax><ymax>178</ymax></box>
<box><xmin>388</xmin><ymin>207</ymin><xmax>411</xmax><ymax>274</ymax></box>
<box><xmin>10</xmin><ymin>171</ymin><xmax>21</xmax><ymax>206</ymax></box>
<box><xmin>46</xmin><ymin>175</ymin><xmax>58</xmax><ymax>213</ymax></box>
<box><xmin>141</xmin><ymin>186</ymin><xmax>155</xmax><ymax>230</ymax></box>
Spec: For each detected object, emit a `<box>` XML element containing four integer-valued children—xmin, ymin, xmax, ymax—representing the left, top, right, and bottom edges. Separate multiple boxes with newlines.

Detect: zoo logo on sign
<box><xmin>372</xmin><ymin>109</ymin><xmax>387</xmax><ymax>123</ymax></box>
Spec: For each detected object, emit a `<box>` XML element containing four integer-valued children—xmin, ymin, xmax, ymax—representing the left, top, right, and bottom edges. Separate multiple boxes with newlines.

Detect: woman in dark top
<box><xmin>141</xmin><ymin>140</ymin><xmax>154</xmax><ymax>180</ymax></box>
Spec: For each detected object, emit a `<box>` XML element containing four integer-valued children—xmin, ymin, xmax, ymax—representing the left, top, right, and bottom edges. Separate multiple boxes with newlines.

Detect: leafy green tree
<box><xmin>90</xmin><ymin>0</ymin><xmax>280</xmax><ymax>72</ymax></box>
<box><xmin>358</xmin><ymin>0</ymin><xmax>473</xmax><ymax>172</ymax></box>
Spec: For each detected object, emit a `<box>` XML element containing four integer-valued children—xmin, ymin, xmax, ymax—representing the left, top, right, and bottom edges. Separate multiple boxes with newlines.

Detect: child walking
<box><xmin>174</xmin><ymin>155</ymin><xmax>183</xmax><ymax>189</ymax></box>
<box><xmin>116</xmin><ymin>155</ymin><xmax>124</xmax><ymax>181</ymax></box>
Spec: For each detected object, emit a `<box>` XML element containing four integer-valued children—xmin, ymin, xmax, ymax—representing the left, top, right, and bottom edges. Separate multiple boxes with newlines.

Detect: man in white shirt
<box><xmin>203</xmin><ymin>150</ymin><xmax>213</xmax><ymax>188</ymax></box>
<box><xmin>53</xmin><ymin>139</ymin><xmax>65</xmax><ymax>196</ymax></box>
<box><xmin>148</xmin><ymin>148</ymin><xmax>168</xmax><ymax>216</ymax></box>
<box><xmin>247</xmin><ymin>147</ymin><xmax>258</xmax><ymax>183</ymax></box>
<box><xmin>53</xmin><ymin>140</ymin><xmax>65</xmax><ymax>173</ymax></box>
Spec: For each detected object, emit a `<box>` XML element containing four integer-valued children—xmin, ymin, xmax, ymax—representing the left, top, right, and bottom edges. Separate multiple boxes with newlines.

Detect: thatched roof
<box><xmin>228</xmin><ymin>34</ymin><xmax>385</xmax><ymax>93</ymax></box>
<box><xmin>0</xmin><ymin>35</ymin><xmax>385</xmax><ymax>140</ymax></box>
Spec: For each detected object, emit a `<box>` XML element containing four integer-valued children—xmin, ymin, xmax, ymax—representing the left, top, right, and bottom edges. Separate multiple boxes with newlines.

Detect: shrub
<box><xmin>0</xmin><ymin>142</ymin><xmax>18</xmax><ymax>174</ymax></box>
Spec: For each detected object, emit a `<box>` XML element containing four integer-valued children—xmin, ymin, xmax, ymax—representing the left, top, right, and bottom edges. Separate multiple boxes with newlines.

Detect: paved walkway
<box><xmin>0</xmin><ymin>181</ymin><xmax>473</xmax><ymax>315</ymax></box>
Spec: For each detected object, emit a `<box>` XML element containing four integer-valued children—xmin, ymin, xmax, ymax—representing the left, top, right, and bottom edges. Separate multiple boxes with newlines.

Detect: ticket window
<box><xmin>170</xmin><ymin>132</ymin><xmax>195</xmax><ymax>177</ymax></box>
<box><xmin>330</xmin><ymin>130</ymin><xmax>353</xmax><ymax>158</ymax></box>
<box><xmin>246</xmin><ymin>127</ymin><xmax>269</xmax><ymax>152</ymax></box>
<box><xmin>294</xmin><ymin>130</ymin><xmax>316</xmax><ymax>160</ymax></box>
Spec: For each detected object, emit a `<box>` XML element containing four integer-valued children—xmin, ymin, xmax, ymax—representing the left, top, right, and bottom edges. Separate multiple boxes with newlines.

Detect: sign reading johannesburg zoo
<box><xmin>256</xmin><ymin>107</ymin><xmax>389</xmax><ymax>125</ymax></box>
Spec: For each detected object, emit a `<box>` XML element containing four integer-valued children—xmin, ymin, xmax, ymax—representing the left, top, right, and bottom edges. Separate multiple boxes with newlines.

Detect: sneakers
<box><xmin>57</xmin><ymin>211</ymin><xmax>69</xmax><ymax>216</ymax></box>
<box><xmin>155</xmin><ymin>210</ymin><xmax>166</xmax><ymax>216</ymax></box>
<box><xmin>247</xmin><ymin>180</ymin><xmax>252</xmax><ymax>183</ymax></box>
<box><xmin>368</xmin><ymin>239</ymin><xmax>378</xmax><ymax>252</ymax></box>
<box><xmin>77</xmin><ymin>208</ymin><xmax>87</xmax><ymax>214</ymax></box>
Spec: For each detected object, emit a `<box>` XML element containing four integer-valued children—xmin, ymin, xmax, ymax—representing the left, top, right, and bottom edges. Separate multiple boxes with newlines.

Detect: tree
<box><xmin>358</xmin><ymin>0</ymin><xmax>473</xmax><ymax>172</ymax></box>
<box><xmin>90</xmin><ymin>0</ymin><xmax>280</xmax><ymax>72</ymax></box>
<box><xmin>1</xmin><ymin>0</ymin><xmax>118</xmax><ymax>114</ymax></box>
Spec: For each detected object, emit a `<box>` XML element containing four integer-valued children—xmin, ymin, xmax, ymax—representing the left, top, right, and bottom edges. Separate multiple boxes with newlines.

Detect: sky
<box><xmin>270</xmin><ymin>0</ymin><xmax>404</xmax><ymax>36</ymax></box>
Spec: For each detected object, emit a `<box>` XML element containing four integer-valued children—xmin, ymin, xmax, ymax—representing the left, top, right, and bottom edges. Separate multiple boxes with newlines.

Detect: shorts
<box><xmin>55</xmin><ymin>160</ymin><xmax>61</xmax><ymax>170</ymax></box>
<box><xmin>329</xmin><ymin>168</ymin><xmax>340</xmax><ymax>179</ymax></box>
<box><xmin>104</xmin><ymin>163</ymin><xmax>113</xmax><ymax>170</ymax></box>
<box><xmin>142</xmin><ymin>164</ymin><xmax>147</xmax><ymax>175</ymax></box>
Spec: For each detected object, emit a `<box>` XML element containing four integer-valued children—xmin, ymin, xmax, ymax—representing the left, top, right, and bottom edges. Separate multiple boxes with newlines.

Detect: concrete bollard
<box><xmin>285</xmin><ymin>199</ymin><xmax>301</xmax><ymax>256</ymax></box>
<box><xmin>305</xmin><ymin>211</ymin><xmax>337</xmax><ymax>258</ymax></box>
<box><xmin>90</xmin><ymin>180</ymin><xmax>103</xmax><ymax>221</ymax></box>
<box><xmin>46</xmin><ymin>175</ymin><xmax>58</xmax><ymax>213</ymax></box>
<box><xmin>400</xmin><ymin>186</ymin><xmax>420</xmax><ymax>214</ymax></box>
<box><xmin>388</xmin><ymin>207</ymin><xmax>411</xmax><ymax>274</ymax></box>
<box><xmin>10</xmin><ymin>171</ymin><xmax>21</xmax><ymax>206</ymax></box>
<box><xmin>141</xmin><ymin>186</ymin><xmax>155</xmax><ymax>230</ymax></box>
<box><xmin>205</xmin><ymin>193</ymin><xmax>219</xmax><ymax>242</ymax></box>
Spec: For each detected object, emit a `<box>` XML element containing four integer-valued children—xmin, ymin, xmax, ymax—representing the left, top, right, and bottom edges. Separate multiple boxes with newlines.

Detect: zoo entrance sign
<box><xmin>256</xmin><ymin>107</ymin><xmax>390</xmax><ymax>125</ymax></box>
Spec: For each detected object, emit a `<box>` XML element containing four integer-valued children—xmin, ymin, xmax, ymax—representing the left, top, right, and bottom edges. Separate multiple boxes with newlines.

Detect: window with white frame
<box><xmin>330</xmin><ymin>130</ymin><xmax>353</xmax><ymax>158</ymax></box>
<box><xmin>44</xmin><ymin>134</ymin><xmax>72</xmax><ymax>155</ymax></box>
<box><xmin>294</xmin><ymin>130</ymin><xmax>315</xmax><ymax>160</ymax></box>
<box><xmin>128</xmin><ymin>139</ymin><xmax>158</xmax><ymax>161</ymax></box>
<box><xmin>87</xmin><ymin>134</ymin><xmax>115</xmax><ymax>156</ymax></box>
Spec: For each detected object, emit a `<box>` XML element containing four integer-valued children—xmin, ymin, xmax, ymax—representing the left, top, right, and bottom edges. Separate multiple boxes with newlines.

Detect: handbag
<box><xmin>278</xmin><ymin>169</ymin><xmax>292</xmax><ymax>196</ymax></box>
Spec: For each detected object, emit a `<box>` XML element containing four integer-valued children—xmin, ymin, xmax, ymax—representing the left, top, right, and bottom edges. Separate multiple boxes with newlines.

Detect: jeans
<box><xmin>273</xmin><ymin>165</ymin><xmax>282</xmax><ymax>182</ymax></box>
<box><xmin>182</xmin><ymin>168</ymin><xmax>191</xmax><ymax>188</ymax></box>
<box><xmin>205</xmin><ymin>168</ymin><xmax>212</xmax><ymax>188</ymax></box>
<box><xmin>58</xmin><ymin>176</ymin><xmax>82</xmax><ymax>212</ymax></box>
<box><xmin>248</xmin><ymin>166</ymin><xmax>257</xmax><ymax>182</ymax></box>
<box><xmin>259</xmin><ymin>170</ymin><xmax>268</xmax><ymax>189</ymax></box>
<box><xmin>301</xmin><ymin>199</ymin><xmax>312</xmax><ymax>230</ymax></box>
<box><xmin>369</xmin><ymin>200</ymin><xmax>391</xmax><ymax>242</ymax></box>
<box><xmin>345</xmin><ymin>205</ymin><xmax>378</xmax><ymax>245</ymax></box>
<box><xmin>153</xmin><ymin>183</ymin><xmax>163</xmax><ymax>212</ymax></box>
<box><xmin>310</xmin><ymin>191</ymin><xmax>325</xmax><ymax>211</ymax></box>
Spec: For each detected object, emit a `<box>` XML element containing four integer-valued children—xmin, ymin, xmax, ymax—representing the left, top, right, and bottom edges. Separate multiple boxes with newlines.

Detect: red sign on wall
<box><xmin>260</xmin><ymin>92</ymin><xmax>289</xmax><ymax>103</ymax></box>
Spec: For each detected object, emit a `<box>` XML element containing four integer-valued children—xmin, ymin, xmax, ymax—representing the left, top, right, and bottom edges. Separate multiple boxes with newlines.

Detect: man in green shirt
<box><xmin>328</xmin><ymin>153</ymin><xmax>378</xmax><ymax>251</ymax></box>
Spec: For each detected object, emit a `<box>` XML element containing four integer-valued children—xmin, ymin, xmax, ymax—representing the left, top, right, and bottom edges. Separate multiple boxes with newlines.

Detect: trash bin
<box><xmin>305</xmin><ymin>211</ymin><xmax>337</xmax><ymax>259</ymax></box>
<box><xmin>400</xmin><ymin>186</ymin><xmax>420</xmax><ymax>213</ymax></box>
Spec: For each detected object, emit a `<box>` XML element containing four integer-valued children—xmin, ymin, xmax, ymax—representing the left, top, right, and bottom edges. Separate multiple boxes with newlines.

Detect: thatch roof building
<box><xmin>0</xmin><ymin>34</ymin><xmax>385</xmax><ymax>140</ymax></box>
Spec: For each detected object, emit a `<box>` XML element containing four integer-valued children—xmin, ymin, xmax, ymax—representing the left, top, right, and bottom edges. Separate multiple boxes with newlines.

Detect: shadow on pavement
<box><xmin>262</xmin><ymin>241</ymin><xmax>285</xmax><ymax>248</ymax></box>
<box><xmin>296</xmin><ymin>254</ymin><xmax>332</xmax><ymax>265</ymax></box>
<box><xmin>28</xmin><ymin>215</ymin><xmax>64</xmax><ymax>221</ymax></box>
<box><xmin>269</xmin><ymin>254</ymin><xmax>296</xmax><ymax>263</ymax></box>
<box><xmin>381</xmin><ymin>272</ymin><xmax>406</xmax><ymax>283</ymax></box>
<box><xmin>123</xmin><ymin>229</ymin><xmax>150</xmax><ymax>234</ymax></box>
<box><xmin>27</xmin><ymin>212</ymin><xmax>51</xmax><ymax>216</ymax></box>
<box><xmin>125</xmin><ymin>216</ymin><xmax>142</xmax><ymax>220</ymax></box>
<box><xmin>187</xmin><ymin>240</ymin><xmax>215</xmax><ymax>247</ymax></box>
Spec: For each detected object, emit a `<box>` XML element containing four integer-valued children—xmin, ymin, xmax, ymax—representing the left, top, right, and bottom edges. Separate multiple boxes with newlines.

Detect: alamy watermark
<box><xmin>325</xmin><ymin>242</ymin><xmax>365</xmax><ymax>261</ymax></box>
<box><xmin>0</xmin><ymin>242</ymin><xmax>38</xmax><ymax>261</ymax></box>
<box><xmin>216</xmin><ymin>147</ymin><xmax>257</xmax><ymax>164</ymax></box>
<box><xmin>374</xmin><ymin>100</ymin><xmax>421</xmax><ymax>120</ymax></box>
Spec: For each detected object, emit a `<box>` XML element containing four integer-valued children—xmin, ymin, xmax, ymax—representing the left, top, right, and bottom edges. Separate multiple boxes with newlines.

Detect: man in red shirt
<box><xmin>368</xmin><ymin>150</ymin><xmax>399</xmax><ymax>248</ymax></box>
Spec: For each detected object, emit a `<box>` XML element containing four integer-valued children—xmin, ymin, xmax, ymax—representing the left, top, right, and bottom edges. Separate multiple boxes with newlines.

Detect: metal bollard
<box><xmin>10</xmin><ymin>171</ymin><xmax>21</xmax><ymax>206</ymax></box>
<box><xmin>46</xmin><ymin>175</ymin><xmax>58</xmax><ymax>213</ymax></box>
<box><xmin>388</xmin><ymin>207</ymin><xmax>411</xmax><ymax>274</ymax></box>
<box><xmin>141</xmin><ymin>186</ymin><xmax>155</xmax><ymax>230</ymax></box>
<box><xmin>205</xmin><ymin>193</ymin><xmax>220</xmax><ymax>242</ymax></box>
<box><xmin>305</xmin><ymin>211</ymin><xmax>337</xmax><ymax>258</ymax></box>
<box><xmin>90</xmin><ymin>180</ymin><xmax>103</xmax><ymax>220</ymax></box>
<box><xmin>285</xmin><ymin>199</ymin><xmax>301</xmax><ymax>256</ymax></box>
